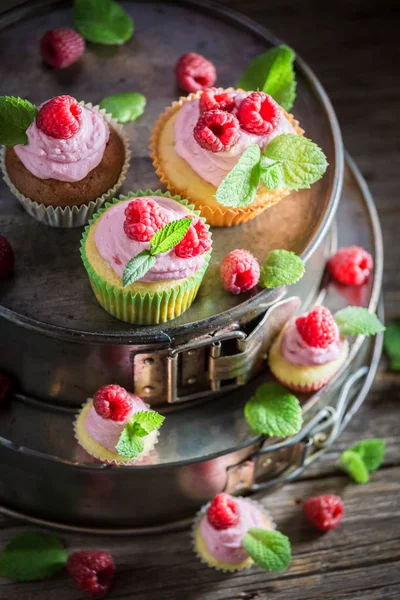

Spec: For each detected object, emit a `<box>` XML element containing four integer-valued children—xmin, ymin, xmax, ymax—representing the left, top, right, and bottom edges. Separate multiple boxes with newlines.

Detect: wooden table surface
<box><xmin>1</xmin><ymin>1</ymin><xmax>399</xmax><ymax>599</ymax></box>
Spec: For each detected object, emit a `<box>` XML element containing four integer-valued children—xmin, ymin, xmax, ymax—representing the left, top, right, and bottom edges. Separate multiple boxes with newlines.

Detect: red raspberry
<box><xmin>174</xmin><ymin>217</ymin><xmax>211</xmax><ymax>258</ymax></box>
<box><xmin>36</xmin><ymin>95</ymin><xmax>82</xmax><ymax>139</ymax></box>
<box><xmin>0</xmin><ymin>373</ymin><xmax>13</xmax><ymax>404</ymax></box>
<box><xmin>67</xmin><ymin>551</ymin><xmax>115</xmax><ymax>597</ymax></box>
<box><xmin>238</xmin><ymin>92</ymin><xmax>280</xmax><ymax>135</ymax></box>
<box><xmin>93</xmin><ymin>384</ymin><xmax>133</xmax><ymax>422</ymax></box>
<box><xmin>0</xmin><ymin>235</ymin><xmax>15</xmax><ymax>278</ymax></box>
<box><xmin>207</xmin><ymin>493</ymin><xmax>239</xmax><ymax>530</ymax></box>
<box><xmin>327</xmin><ymin>246</ymin><xmax>373</xmax><ymax>286</ymax></box>
<box><xmin>199</xmin><ymin>88</ymin><xmax>236</xmax><ymax>114</ymax></box>
<box><xmin>296</xmin><ymin>306</ymin><xmax>337</xmax><ymax>349</ymax></box>
<box><xmin>193</xmin><ymin>109</ymin><xmax>240</xmax><ymax>152</ymax></box>
<box><xmin>303</xmin><ymin>494</ymin><xmax>344</xmax><ymax>531</ymax></box>
<box><xmin>175</xmin><ymin>52</ymin><xmax>216</xmax><ymax>92</ymax></box>
<box><xmin>40</xmin><ymin>28</ymin><xmax>85</xmax><ymax>69</ymax></box>
<box><xmin>220</xmin><ymin>249</ymin><xmax>260</xmax><ymax>295</ymax></box>
<box><xmin>124</xmin><ymin>198</ymin><xmax>168</xmax><ymax>243</ymax></box>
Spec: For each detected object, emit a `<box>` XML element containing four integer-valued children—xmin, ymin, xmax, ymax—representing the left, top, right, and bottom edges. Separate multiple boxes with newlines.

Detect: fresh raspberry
<box><xmin>175</xmin><ymin>52</ymin><xmax>216</xmax><ymax>92</ymax></box>
<box><xmin>296</xmin><ymin>306</ymin><xmax>337</xmax><ymax>349</ymax></box>
<box><xmin>207</xmin><ymin>493</ymin><xmax>239</xmax><ymax>530</ymax></box>
<box><xmin>193</xmin><ymin>109</ymin><xmax>240</xmax><ymax>152</ymax></box>
<box><xmin>0</xmin><ymin>373</ymin><xmax>13</xmax><ymax>404</ymax></box>
<box><xmin>0</xmin><ymin>235</ymin><xmax>15</xmax><ymax>278</ymax></box>
<box><xmin>238</xmin><ymin>92</ymin><xmax>280</xmax><ymax>135</ymax></box>
<box><xmin>174</xmin><ymin>217</ymin><xmax>211</xmax><ymax>258</ymax></box>
<box><xmin>67</xmin><ymin>551</ymin><xmax>115</xmax><ymax>597</ymax></box>
<box><xmin>220</xmin><ymin>249</ymin><xmax>260</xmax><ymax>295</ymax></box>
<box><xmin>327</xmin><ymin>246</ymin><xmax>373</xmax><ymax>286</ymax></box>
<box><xmin>93</xmin><ymin>384</ymin><xmax>133</xmax><ymax>422</ymax></box>
<box><xmin>124</xmin><ymin>198</ymin><xmax>168</xmax><ymax>242</ymax></box>
<box><xmin>36</xmin><ymin>95</ymin><xmax>82</xmax><ymax>139</ymax></box>
<box><xmin>40</xmin><ymin>28</ymin><xmax>85</xmax><ymax>69</ymax></box>
<box><xmin>303</xmin><ymin>494</ymin><xmax>344</xmax><ymax>531</ymax></box>
<box><xmin>199</xmin><ymin>88</ymin><xmax>236</xmax><ymax>114</ymax></box>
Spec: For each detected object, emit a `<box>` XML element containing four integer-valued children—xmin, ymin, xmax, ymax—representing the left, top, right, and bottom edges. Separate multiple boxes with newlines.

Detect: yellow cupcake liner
<box><xmin>269</xmin><ymin>329</ymin><xmax>349</xmax><ymax>393</ymax></box>
<box><xmin>192</xmin><ymin>497</ymin><xmax>275</xmax><ymax>572</ymax></box>
<box><xmin>0</xmin><ymin>101</ymin><xmax>131</xmax><ymax>228</ymax></box>
<box><xmin>149</xmin><ymin>89</ymin><xmax>304</xmax><ymax>227</ymax></box>
<box><xmin>74</xmin><ymin>400</ymin><xmax>160</xmax><ymax>466</ymax></box>
<box><xmin>80</xmin><ymin>189</ymin><xmax>212</xmax><ymax>325</ymax></box>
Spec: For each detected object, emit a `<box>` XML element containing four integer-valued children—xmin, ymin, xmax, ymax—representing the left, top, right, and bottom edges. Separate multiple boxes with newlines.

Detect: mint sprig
<box><xmin>0</xmin><ymin>96</ymin><xmax>37</xmax><ymax>146</ymax></box>
<box><xmin>338</xmin><ymin>438</ymin><xmax>386</xmax><ymax>483</ymax></box>
<box><xmin>0</xmin><ymin>532</ymin><xmax>67</xmax><ymax>581</ymax></box>
<box><xmin>260</xmin><ymin>249</ymin><xmax>304</xmax><ymax>289</ymax></box>
<box><xmin>383</xmin><ymin>321</ymin><xmax>400</xmax><ymax>371</ymax></box>
<box><xmin>116</xmin><ymin>410</ymin><xmax>165</xmax><ymax>459</ymax></box>
<box><xmin>238</xmin><ymin>45</ymin><xmax>296</xmax><ymax>111</ymax></box>
<box><xmin>260</xmin><ymin>158</ymin><xmax>284</xmax><ymax>190</ymax></box>
<box><xmin>243</xmin><ymin>529</ymin><xmax>291</xmax><ymax>572</ymax></box>
<box><xmin>338</xmin><ymin>450</ymin><xmax>369</xmax><ymax>483</ymax></box>
<box><xmin>244</xmin><ymin>382</ymin><xmax>303</xmax><ymax>437</ymax></box>
<box><xmin>214</xmin><ymin>145</ymin><xmax>261</xmax><ymax>208</ymax></box>
<box><xmin>122</xmin><ymin>217</ymin><xmax>193</xmax><ymax>287</ymax></box>
<box><xmin>334</xmin><ymin>307</ymin><xmax>385</xmax><ymax>336</ymax></box>
<box><xmin>100</xmin><ymin>91</ymin><xmax>146</xmax><ymax>124</ymax></box>
<box><xmin>74</xmin><ymin>0</ymin><xmax>134</xmax><ymax>45</ymax></box>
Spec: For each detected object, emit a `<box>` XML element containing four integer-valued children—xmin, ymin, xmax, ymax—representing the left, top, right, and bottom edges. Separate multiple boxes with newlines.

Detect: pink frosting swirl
<box><xmin>14</xmin><ymin>105</ymin><xmax>109</xmax><ymax>182</ymax></box>
<box><xmin>94</xmin><ymin>197</ymin><xmax>206</xmax><ymax>283</ymax></box>
<box><xmin>174</xmin><ymin>93</ymin><xmax>296</xmax><ymax>187</ymax></box>
<box><xmin>281</xmin><ymin>319</ymin><xmax>344</xmax><ymax>367</ymax></box>
<box><xmin>200</xmin><ymin>497</ymin><xmax>270</xmax><ymax>564</ymax></box>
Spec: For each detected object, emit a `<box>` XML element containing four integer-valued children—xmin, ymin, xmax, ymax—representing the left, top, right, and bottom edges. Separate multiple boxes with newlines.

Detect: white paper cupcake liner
<box><xmin>0</xmin><ymin>102</ymin><xmax>131</xmax><ymax>228</ymax></box>
<box><xmin>73</xmin><ymin>399</ymin><xmax>160</xmax><ymax>467</ymax></box>
<box><xmin>192</xmin><ymin>496</ymin><xmax>276</xmax><ymax>572</ymax></box>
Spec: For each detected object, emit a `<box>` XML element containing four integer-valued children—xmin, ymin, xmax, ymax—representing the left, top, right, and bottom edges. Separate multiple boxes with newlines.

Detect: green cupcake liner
<box><xmin>80</xmin><ymin>189</ymin><xmax>212</xmax><ymax>325</ymax></box>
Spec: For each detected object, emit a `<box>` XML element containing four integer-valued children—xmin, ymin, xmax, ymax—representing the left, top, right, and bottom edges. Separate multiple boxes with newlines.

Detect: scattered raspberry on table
<box><xmin>303</xmin><ymin>494</ymin><xmax>344</xmax><ymax>531</ymax></box>
<box><xmin>67</xmin><ymin>550</ymin><xmax>115</xmax><ymax>597</ymax></box>
<box><xmin>327</xmin><ymin>246</ymin><xmax>373</xmax><ymax>286</ymax></box>
<box><xmin>220</xmin><ymin>249</ymin><xmax>260</xmax><ymax>294</ymax></box>
<box><xmin>175</xmin><ymin>52</ymin><xmax>216</xmax><ymax>92</ymax></box>
<box><xmin>40</xmin><ymin>28</ymin><xmax>85</xmax><ymax>69</ymax></box>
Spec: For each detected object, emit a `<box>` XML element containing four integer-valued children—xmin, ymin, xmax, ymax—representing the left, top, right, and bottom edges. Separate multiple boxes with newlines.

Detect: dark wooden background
<box><xmin>0</xmin><ymin>1</ymin><xmax>399</xmax><ymax>599</ymax></box>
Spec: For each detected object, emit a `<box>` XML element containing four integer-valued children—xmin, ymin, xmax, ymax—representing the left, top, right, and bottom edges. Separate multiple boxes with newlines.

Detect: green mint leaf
<box><xmin>150</xmin><ymin>217</ymin><xmax>192</xmax><ymax>255</ymax></box>
<box><xmin>0</xmin><ymin>96</ymin><xmax>37</xmax><ymax>146</ymax></box>
<box><xmin>0</xmin><ymin>532</ymin><xmax>67</xmax><ymax>581</ymax></box>
<box><xmin>100</xmin><ymin>91</ymin><xmax>146</xmax><ymax>124</ymax></box>
<box><xmin>131</xmin><ymin>410</ymin><xmax>165</xmax><ymax>435</ymax></box>
<box><xmin>215</xmin><ymin>144</ymin><xmax>261</xmax><ymax>208</ymax></box>
<box><xmin>348</xmin><ymin>438</ymin><xmax>386</xmax><ymax>472</ymax></box>
<box><xmin>243</xmin><ymin>529</ymin><xmax>291</xmax><ymax>572</ymax></box>
<box><xmin>244</xmin><ymin>382</ymin><xmax>303</xmax><ymax>437</ymax></box>
<box><xmin>384</xmin><ymin>321</ymin><xmax>400</xmax><ymax>371</ymax></box>
<box><xmin>260</xmin><ymin>158</ymin><xmax>284</xmax><ymax>190</ymax></box>
<box><xmin>238</xmin><ymin>45</ymin><xmax>296</xmax><ymax>111</ymax></box>
<box><xmin>115</xmin><ymin>426</ymin><xmax>144</xmax><ymax>459</ymax></box>
<box><xmin>260</xmin><ymin>249</ymin><xmax>304</xmax><ymax>289</ymax></box>
<box><xmin>338</xmin><ymin>449</ymin><xmax>369</xmax><ymax>483</ymax></box>
<box><xmin>334</xmin><ymin>307</ymin><xmax>385</xmax><ymax>337</ymax></box>
<box><xmin>74</xmin><ymin>0</ymin><xmax>134</xmax><ymax>45</ymax></box>
<box><xmin>264</xmin><ymin>134</ymin><xmax>328</xmax><ymax>191</ymax></box>
<box><xmin>122</xmin><ymin>250</ymin><xmax>156</xmax><ymax>287</ymax></box>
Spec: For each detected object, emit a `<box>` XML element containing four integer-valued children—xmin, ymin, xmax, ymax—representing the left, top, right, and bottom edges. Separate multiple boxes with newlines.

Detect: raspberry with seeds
<box><xmin>40</xmin><ymin>28</ymin><xmax>85</xmax><ymax>69</ymax></box>
<box><xmin>93</xmin><ymin>384</ymin><xmax>133</xmax><ymax>422</ymax></box>
<box><xmin>220</xmin><ymin>249</ymin><xmax>260</xmax><ymax>295</ymax></box>
<box><xmin>199</xmin><ymin>88</ymin><xmax>236</xmax><ymax>114</ymax></box>
<box><xmin>238</xmin><ymin>91</ymin><xmax>280</xmax><ymax>135</ymax></box>
<box><xmin>174</xmin><ymin>217</ymin><xmax>211</xmax><ymax>258</ymax></box>
<box><xmin>175</xmin><ymin>53</ymin><xmax>216</xmax><ymax>92</ymax></box>
<box><xmin>327</xmin><ymin>246</ymin><xmax>373</xmax><ymax>286</ymax></box>
<box><xmin>36</xmin><ymin>95</ymin><xmax>82</xmax><ymax>139</ymax></box>
<box><xmin>0</xmin><ymin>373</ymin><xmax>13</xmax><ymax>404</ymax></box>
<box><xmin>207</xmin><ymin>493</ymin><xmax>239</xmax><ymax>530</ymax></box>
<box><xmin>67</xmin><ymin>551</ymin><xmax>115</xmax><ymax>597</ymax></box>
<box><xmin>124</xmin><ymin>198</ymin><xmax>168</xmax><ymax>242</ymax></box>
<box><xmin>0</xmin><ymin>235</ymin><xmax>15</xmax><ymax>279</ymax></box>
<box><xmin>193</xmin><ymin>109</ymin><xmax>240</xmax><ymax>152</ymax></box>
<box><xmin>296</xmin><ymin>306</ymin><xmax>338</xmax><ymax>349</ymax></box>
<box><xmin>303</xmin><ymin>494</ymin><xmax>344</xmax><ymax>531</ymax></box>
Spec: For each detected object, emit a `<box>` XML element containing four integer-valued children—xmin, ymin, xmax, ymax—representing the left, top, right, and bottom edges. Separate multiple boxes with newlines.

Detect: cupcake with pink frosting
<box><xmin>150</xmin><ymin>87</ymin><xmax>304</xmax><ymax>227</ymax></box>
<box><xmin>80</xmin><ymin>190</ymin><xmax>212</xmax><ymax>325</ymax></box>
<box><xmin>269</xmin><ymin>306</ymin><xmax>349</xmax><ymax>392</ymax></box>
<box><xmin>74</xmin><ymin>384</ymin><xmax>164</xmax><ymax>465</ymax></box>
<box><xmin>0</xmin><ymin>94</ymin><xmax>130</xmax><ymax>227</ymax></box>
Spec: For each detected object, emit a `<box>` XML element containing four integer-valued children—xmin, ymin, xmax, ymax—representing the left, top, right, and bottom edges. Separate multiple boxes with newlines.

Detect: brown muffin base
<box><xmin>5</xmin><ymin>126</ymin><xmax>125</xmax><ymax>207</ymax></box>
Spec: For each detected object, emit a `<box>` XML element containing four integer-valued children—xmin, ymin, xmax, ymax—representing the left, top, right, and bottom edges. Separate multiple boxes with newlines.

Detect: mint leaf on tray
<box><xmin>100</xmin><ymin>91</ymin><xmax>146</xmax><ymax>124</ymax></box>
<box><xmin>0</xmin><ymin>96</ymin><xmax>37</xmax><ymax>146</ymax></box>
<box><xmin>334</xmin><ymin>306</ymin><xmax>385</xmax><ymax>336</ymax></box>
<box><xmin>74</xmin><ymin>0</ymin><xmax>134</xmax><ymax>45</ymax></box>
<box><xmin>260</xmin><ymin>249</ymin><xmax>304</xmax><ymax>289</ymax></box>
<box><xmin>244</xmin><ymin>382</ymin><xmax>303</xmax><ymax>437</ymax></box>
<box><xmin>0</xmin><ymin>532</ymin><xmax>67</xmax><ymax>581</ymax></box>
